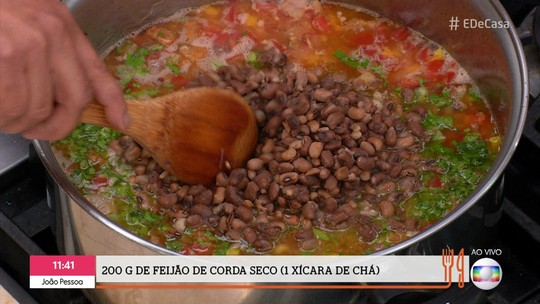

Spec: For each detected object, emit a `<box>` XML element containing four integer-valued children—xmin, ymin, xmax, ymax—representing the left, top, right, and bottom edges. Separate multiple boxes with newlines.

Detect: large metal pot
<box><xmin>34</xmin><ymin>0</ymin><xmax>528</xmax><ymax>303</ymax></box>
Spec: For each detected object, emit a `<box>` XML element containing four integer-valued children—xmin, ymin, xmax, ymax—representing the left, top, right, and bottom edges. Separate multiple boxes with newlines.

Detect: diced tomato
<box><xmin>213</xmin><ymin>32</ymin><xmax>230</xmax><ymax>48</ymax></box>
<box><xmin>417</xmin><ymin>47</ymin><xmax>431</xmax><ymax>62</ymax></box>
<box><xmin>429</xmin><ymin>177</ymin><xmax>443</xmax><ymax>188</ymax></box>
<box><xmin>91</xmin><ymin>177</ymin><xmax>108</xmax><ymax>189</ymax></box>
<box><xmin>229</xmin><ymin>30</ymin><xmax>243</xmax><ymax>42</ymax></box>
<box><xmin>204</xmin><ymin>27</ymin><xmax>242</xmax><ymax>50</ymax></box>
<box><xmin>423</xmin><ymin>72</ymin><xmax>450</xmax><ymax>89</ymax></box>
<box><xmin>399</xmin><ymin>78</ymin><xmax>420</xmax><ymax>88</ymax></box>
<box><xmin>443</xmin><ymin>130</ymin><xmax>466</xmax><ymax>147</ymax></box>
<box><xmin>427</xmin><ymin>59</ymin><xmax>445</xmax><ymax>74</ymax></box>
<box><xmin>312</xmin><ymin>15</ymin><xmax>332</xmax><ymax>32</ymax></box>
<box><xmin>202</xmin><ymin>24</ymin><xmax>232</xmax><ymax>49</ymax></box>
<box><xmin>224</xmin><ymin>1</ymin><xmax>238</xmax><ymax>23</ymax></box>
<box><xmin>171</xmin><ymin>75</ymin><xmax>189</xmax><ymax>89</ymax></box>
<box><xmin>445</xmin><ymin>71</ymin><xmax>456</xmax><ymax>83</ymax></box>
<box><xmin>202</xmin><ymin>25</ymin><xmax>222</xmax><ymax>36</ymax></box>
<box><xmin>348</xmin><ymin>30</ymin><xmax>375</xmax><ymax>46</ymax></box>
<box><xmin>403</xmin><ymin>41</ymin><xmax>416</xmax><ymax>51</ymax></box>
<box><xmin>393</xmin><ymin>27</ymin><xmax>410</xmax><ymax>41</ymax></box>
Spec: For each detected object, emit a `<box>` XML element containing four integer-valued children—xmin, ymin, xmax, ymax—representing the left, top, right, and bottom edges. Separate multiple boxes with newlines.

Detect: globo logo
<box><xmin>470</xmin><ymin>258</ymin><xmax>502</xmax><ymax>290</ymax></box>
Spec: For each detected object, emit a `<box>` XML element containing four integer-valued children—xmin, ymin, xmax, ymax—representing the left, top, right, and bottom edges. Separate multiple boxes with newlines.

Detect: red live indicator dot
<box><xmin>30</xmin><ymin>255</ymin><xmax>95</xmax><ymax>276</ymax></box>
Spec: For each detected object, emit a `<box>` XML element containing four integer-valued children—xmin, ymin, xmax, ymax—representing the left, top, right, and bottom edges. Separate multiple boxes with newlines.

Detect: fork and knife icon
<box><xmin>442</xmin><ymin>248</ymin><xmax>465</xmax><ymax>288</ymax></box>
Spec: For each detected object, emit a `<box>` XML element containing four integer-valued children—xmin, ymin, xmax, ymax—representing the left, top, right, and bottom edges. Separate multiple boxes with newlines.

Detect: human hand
<box><xmin>0</xmin><ymin>0</ymin><xmax>128</xmax><ymax>140</ymax></box>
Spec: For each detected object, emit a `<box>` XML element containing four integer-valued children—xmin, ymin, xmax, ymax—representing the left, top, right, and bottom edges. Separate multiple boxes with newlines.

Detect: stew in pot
<box><xmin>54</xmin><ymin>0</ymin><xmax>499</xmax><ymax>255</ymax></box>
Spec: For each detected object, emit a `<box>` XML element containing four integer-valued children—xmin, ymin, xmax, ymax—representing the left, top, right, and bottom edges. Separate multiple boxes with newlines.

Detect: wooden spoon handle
<box><xmin>80</xmin><ymin>102</ymin><xmax>115</xmax><ymax>129</ymax></box>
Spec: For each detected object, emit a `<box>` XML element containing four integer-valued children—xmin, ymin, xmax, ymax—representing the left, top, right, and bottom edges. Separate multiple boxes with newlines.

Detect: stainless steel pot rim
<box><xmin>33</xmin><ymin>0</ymin><xmax>529</xmax><ymax>258</ymax></box>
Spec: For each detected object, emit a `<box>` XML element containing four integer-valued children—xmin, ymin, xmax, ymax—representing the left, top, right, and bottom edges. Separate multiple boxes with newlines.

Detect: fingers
<box><xmin>50</xmin><ymin>0</ymin><xmax>128</xmax><ymax>131</ymax></box>
<box><xmin>0</xmin><ymin>31</ymin><xmax>30</xmax><ymax>133</ymax></box>
<box><xmin>0</xmin><ymin>8</ymin><xmax>53</xmax><ymax>134</ymax></box>
<box><xmin>73</xmin><ymin>34</ymin><xmax>128</xmax><ymax>131</ymax></box>
<box><xmin>22</xmin><ymin>6</ymin><xmax>93</xmax><ymax>139</ymax></box>
<box><xmin>0</xmin><ymin>0</ymin><xmax>127</xmax><ymax>140</ymax></box>
<box><xmin>23</xmin><ymin>103</ymin><xmax>81</xmax><ymax>141</ymax></box>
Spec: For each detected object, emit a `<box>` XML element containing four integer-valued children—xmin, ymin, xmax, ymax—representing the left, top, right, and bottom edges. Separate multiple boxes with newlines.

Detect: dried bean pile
<box><xmin>110</xmin><ymin>47</ymin><xmax>438</xmax><ymax>253</ymax></box>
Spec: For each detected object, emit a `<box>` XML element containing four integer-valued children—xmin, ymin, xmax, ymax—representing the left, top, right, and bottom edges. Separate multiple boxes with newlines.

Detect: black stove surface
<box><xmin>1</xmin><ymin>3</ymin><xmax>540</xmax><ymax>304</ymax></box>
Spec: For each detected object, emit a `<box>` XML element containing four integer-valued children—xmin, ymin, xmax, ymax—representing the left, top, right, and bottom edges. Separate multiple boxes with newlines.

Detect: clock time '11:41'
<box><xmin>53</xmin><ymin>260</ymin><xmax>74</xmax><ymax>270</ymax></box>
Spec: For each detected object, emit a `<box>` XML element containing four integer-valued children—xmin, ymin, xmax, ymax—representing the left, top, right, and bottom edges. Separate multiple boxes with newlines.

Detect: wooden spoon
<box><xmin>81</xmin><ymin>87</ymin><xmax>258</xmax><ymax>185</ymax></box>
